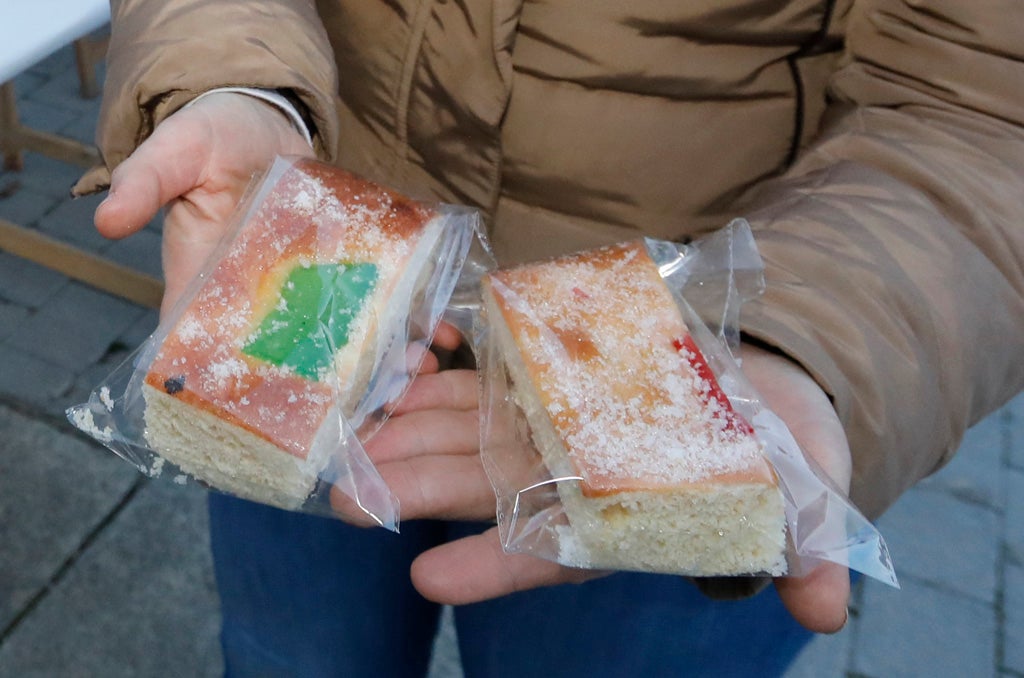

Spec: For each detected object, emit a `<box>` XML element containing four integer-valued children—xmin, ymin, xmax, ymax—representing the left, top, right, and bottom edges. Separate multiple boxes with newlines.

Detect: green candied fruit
<box><xmin>242</xmin><ymin>262</ymin><xmax>378</xmax><ymax>380</ymax></box>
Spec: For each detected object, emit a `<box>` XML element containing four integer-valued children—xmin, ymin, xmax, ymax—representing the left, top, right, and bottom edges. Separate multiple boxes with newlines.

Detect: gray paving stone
<box><xmin>0</xmin><ymin>405</ymin><xmax>138</xmax><ymax>632</ymax></box>
<box><xmin>28</xmin><ymin>68</ymin><xmax>102</xmax><ymax>114</ymax></box>
<box><xmin>1005</xmin><ymin>562</ymin><xmax>1024</xmax><ymax>675</ymax></box>
<box><xmin>0</xmin><ymin>252</ymin><xmax>68</xmax><ymax>309</ymax></box>
<box><xmin>5</xmin><ymin>282</ymin><xmax>144</xmax><ymax>370</ymax></box>
<box><xmin>427</xmin><ymin>606</ymin><xmax>464</xmax><ymax>678</ymax></box>
<box><xmin>64</xmin><ymin>311</ymin><xmax>158</xmax><ymax>412</ymax></box>
<box><xmin>8</xmin><ymin>97</ymin><xmax>78</xmax><ymax>136</ymax></box>
<box><xmin>59</xmin><ymin>110</ymin><xmax>101</xmax><ymax>146</ymax></box>
<box><xmin>783</xmin><ymin>622</ymin><xmax>851</xmax><ymax>678</ymax></box>
<box><xmin>0</xmin><ymin>344</ymin><xmax>73</xmax><ymax>408</ymax></box>
<box><xmin>0</xmin><ymin>182</ymin><xmax>58</xmax><ymax>227</ymax></box>
<box><xmin>63</xmin><ymin>343</ymin><xmax>135</xmax><ymax>417</ymax></box>
<box><xmin>1009</xmin><ymin>392</ymin><xmax>1024</xmax><ymax>471</ymax></box>
<box><xmin>103</xmin><ymin>228</ymin><xmax>164</xmax><ymax>279</ymax></box>
<box><xmin>119</xmin><ymin>309</ymin><xmax>160</xmax><ymax>348</ymax></box>
<box><xmin>11</xmin><ymin>153</ymin><xmax>86</xmax><ymax>201</ymax></box>
<box><xmin>0</xmin><ymin>478</ymin><xmax>222</xmax><ymax>678</ymax></box>
<box><xmin>11</xmin><ymin>71</ymin><xmax>45</xmax><ymax>97</ymax></box>
<box><xmin>853</xmin><ymin>577</ymin><xmax>996</xmax><ymax>678</ymax></box>
<box><xmin>37</xmin><ymin>191</ymin><xmax>109</xmax><ymax>252</ymax></box>
<box><xmin>1007</xmin><ymin>469</ymin><xmax>1024</xmax><ymax>566</ymax></box>
<box><xmin>0</xmin><ymin>302</ymin><xmax>29</xmax><ymax>343</ymax></box>
<box><xmin>876</xmin><ymin>487</ymin><xmax>1000</xmax><ymax>604</ymax></box>
<box><xmin>919</xmin><ymin>413</ymin><xmax>1006</xmax><ymax>510</ymax></box>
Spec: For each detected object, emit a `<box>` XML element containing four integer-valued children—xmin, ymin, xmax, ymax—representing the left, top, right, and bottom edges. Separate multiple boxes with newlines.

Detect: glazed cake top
<box><xmin>487</xmin><ymin>240</ymin><xmax>773</xmax><ymax>496</ymax></box>
<box><xmin>145</xmin><ymin>159</ymin><xmax>437</xmax><ymax>458</ymax></box>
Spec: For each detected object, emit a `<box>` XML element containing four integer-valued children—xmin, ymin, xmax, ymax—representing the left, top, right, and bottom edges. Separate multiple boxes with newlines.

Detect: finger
<box><xmin>775</xmin><ymin>562</ymin><xmax>851</xmax><ymax>634</ymax></box>
<box><xmin>382</xmin><ymin>454</ymin><xmax>495</xmax><ymax>520</ymax></box>
<box><xmin>740</xmin><ymin>345</ymin><xmax>852</xmax><ymax>488</ymax></box>
<box><xmin>740</xmin><ymin>345</ymin><xmax>853</xmax><ymax>632</ymax></box>
<box><xmin>96</xmin><ymin>91</ymin><xmax>312</xmax><ymax>243</ymax></box>
<box><xmin>159</xmin><ymin>200</ymin><xmax>233</xmax><ymax>317</ymax></box>
<box><xmin>375</xmin><ymin>345</ymin><xmax>440</xmax><ymax>417</ymax></box>
<box><xmin>388</xmin><ymin>369</ymin><xmax>478</xmax><ymax>416</ymax></box>
<box><xmin>410</xmin><ymin>528</ymin><xmax>600</xmax><ymax>605</ymax></box>
<box><xmin>413</xmin><ymin>345</ymin><xmax>440</xmax><ymax>376</ymax></box>
<box><xmin>365</xmin><ymin>408</ymin><xmax>480</xmax><ymax>463</ymax></box>
<box><xmin>329</xmin><ymin>454</ymin><xmax>494</xmax><ymax>524</ymax></box>
<box><xmin>95</xmin><ymin>117</ymin><xmax>211</xmax><ymax>240</ymax></box>
<box><xmin>432</xmin><ymin>321</ymin><xmax>463</xmax><ymax>352</ymax></box>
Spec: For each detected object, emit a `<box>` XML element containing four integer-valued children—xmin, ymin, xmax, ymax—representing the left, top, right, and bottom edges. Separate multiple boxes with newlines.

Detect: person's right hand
<box><xmin>93</xmin><ymin>92</ymin><xmax>315</xmax><ymax>317</ymax></box>
<box><xmin>357</xmin><ymin>344</ymin><xmax>852</xmax><ymax>635</ymax></box>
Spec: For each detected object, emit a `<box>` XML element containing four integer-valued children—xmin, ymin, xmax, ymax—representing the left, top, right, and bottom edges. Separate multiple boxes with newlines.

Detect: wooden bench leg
<box><xmin>74</xmin><ymin>34</ymin><xmax>109</xmax><ymax>99</ymax></box>
<box><xmin>0</xmin><ymin>80</ymin><xmax>100</xmax><ymax>169</ymax></box>
<box><xmin>0</xmin><ymin>218</ymin><xmax>165</xmax><ymax>309</ymax></box>
<box><xmin>1</xmin><ymin>82</ymin><xmax>25</xmax><ymax>171</ymax></box>
<box><xmin>3</xmin><ymin>32</ymin><xmax>107</xmax><ymax>169</ymax></box>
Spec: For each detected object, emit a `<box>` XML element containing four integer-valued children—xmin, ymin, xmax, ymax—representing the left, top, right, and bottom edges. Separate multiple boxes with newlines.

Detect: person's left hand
<box><xmin>93</xmin><ymin>92</ymin><xmax>315</xmax><ymax>318</ymax></box>
<box><xmin>335</xmin><ymin>340</ymin><xmax>851</xmax><ymax>634</ymax></box>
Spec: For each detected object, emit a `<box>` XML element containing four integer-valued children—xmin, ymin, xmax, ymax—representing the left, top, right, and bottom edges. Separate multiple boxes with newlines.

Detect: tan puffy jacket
<box><xmin>79</xmin><ymin>0</ymin><xmax>1024</xmax><ymax>520</ymax></box>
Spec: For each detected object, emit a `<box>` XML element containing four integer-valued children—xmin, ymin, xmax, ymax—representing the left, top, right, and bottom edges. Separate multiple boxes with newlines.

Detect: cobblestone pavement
<box><xmin>1</xmin><ymin>41</ymin><xmax>1021</xmax><ymax>678</ymax></box>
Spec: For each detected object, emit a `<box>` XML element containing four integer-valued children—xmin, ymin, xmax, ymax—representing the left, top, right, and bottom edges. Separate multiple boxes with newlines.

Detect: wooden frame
<box><xmin>0</xmin><ymin>34</ymin><xmax>164</xmax><ymax>309</ymax></box>
<box><xmin>0</xmin><ymin>80</ymin><xmax>101</xmax><ymax>170</ymax></box>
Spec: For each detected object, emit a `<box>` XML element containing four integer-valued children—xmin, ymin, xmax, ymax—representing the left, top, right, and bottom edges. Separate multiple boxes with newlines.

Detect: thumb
<box><xmin>94</xmin><ymin>115</ymin><xmax>211</xmax><ymax>240</ymax></box>
<box><xmin>776</xmin><ymin>561</ymin><xmax>851</xmax><ymax>634</ymax></box>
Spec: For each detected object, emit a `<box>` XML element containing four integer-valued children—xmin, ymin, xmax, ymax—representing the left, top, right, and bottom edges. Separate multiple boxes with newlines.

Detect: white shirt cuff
<box><xmin>185</xmin><ymin>87</ymin><xmax>314</xmax><ymax>148</ymax></box>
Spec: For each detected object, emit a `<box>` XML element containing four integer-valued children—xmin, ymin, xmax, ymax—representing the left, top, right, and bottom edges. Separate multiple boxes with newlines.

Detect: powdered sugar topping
<box><xmin>493</xmin><ymin>242</ymin><xmax>765</xmax><ymax>489</ymax></box>
<box><xmin>147</xmin><ymin>160</ymin><xmax>434</xmax><ymax>454</ymax></box>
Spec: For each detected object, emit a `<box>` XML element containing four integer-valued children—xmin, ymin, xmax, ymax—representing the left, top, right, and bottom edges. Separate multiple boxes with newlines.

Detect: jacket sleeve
<box><xmin>739</xmin><ymin>0</ymin><xmax>1024</xmax><ymax>519</ymax></box>
<box><xmin>75</xmin><ymin>0</ymin><xmax>339</xmax><ymax>193</ymax></box>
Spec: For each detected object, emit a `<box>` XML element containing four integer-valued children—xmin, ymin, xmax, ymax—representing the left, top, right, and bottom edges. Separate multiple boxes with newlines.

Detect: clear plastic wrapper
<box><xmin>68</xmin><ymin>156</ymin><xmax>486</xmax><ymax>530</ymax></box>
<box><xmin>477</xmin><ymin>220</ymin><xmax>898</xmax><ymax>586</ymax></box>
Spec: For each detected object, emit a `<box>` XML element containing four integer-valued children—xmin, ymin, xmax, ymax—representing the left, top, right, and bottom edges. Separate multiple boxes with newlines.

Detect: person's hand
<box><xmin>356</xmin><ymin>342</ymin><xmax>852</xmax><ymax>634</ymax></box>
<box><xmin>93</xmin><ymin>92</ymin><xmax>314</xmax><ymax>317</ymax></box>
<box><xmin>738</xmin><ymin>345</ymin><xmax>852</xmax><ymax>633</ymax></box>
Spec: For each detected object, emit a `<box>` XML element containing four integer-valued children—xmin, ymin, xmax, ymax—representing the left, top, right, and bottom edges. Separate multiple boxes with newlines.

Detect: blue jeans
<box><xmin>208</xmin><ymin>493</ymin><xmax>814</xmax><ymax>677</ymax></box>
